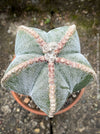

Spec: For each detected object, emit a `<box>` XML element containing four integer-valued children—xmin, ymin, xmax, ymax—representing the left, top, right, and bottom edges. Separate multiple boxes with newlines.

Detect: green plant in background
<box><xmin>44</xmin><ymin>18</ymin><xmax>51</xmax><ymax>24</ymax></box>
<box><xmin>1</xmin><ymin>25</ymin><xmax>96</xmax><ymax>117</ymax></box>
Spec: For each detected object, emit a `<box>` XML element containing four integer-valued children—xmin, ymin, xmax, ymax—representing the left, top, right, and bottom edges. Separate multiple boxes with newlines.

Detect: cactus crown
<box><xmin>1</xmin><ymin>25</ymin><xmax>96</xmax><ymax>117</ymax></box>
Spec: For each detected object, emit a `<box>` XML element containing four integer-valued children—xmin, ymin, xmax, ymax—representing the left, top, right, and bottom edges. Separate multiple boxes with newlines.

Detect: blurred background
<box><xmin>0</xmin><ymin>0</ymin><xmax>100</xmax><ymax>134</ymax></box>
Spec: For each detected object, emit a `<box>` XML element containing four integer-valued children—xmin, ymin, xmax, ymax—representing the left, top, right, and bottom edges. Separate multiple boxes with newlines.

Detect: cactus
<box><xmin>1</xmin><ymin>25</ymin><xmax>96</xmax><ymax>117</ymax></box>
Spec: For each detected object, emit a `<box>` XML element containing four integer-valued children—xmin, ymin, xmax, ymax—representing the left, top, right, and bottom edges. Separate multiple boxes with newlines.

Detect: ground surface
<box><xmin>0</xmin><ymin>1</ymin><xmax>100</xmax><ymax>134</ymax></box>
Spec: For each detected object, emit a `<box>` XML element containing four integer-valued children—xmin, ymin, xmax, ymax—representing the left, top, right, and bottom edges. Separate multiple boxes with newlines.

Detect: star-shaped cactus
<box><xmin>1</xmin><ymin>25</ymin><xmax>96</xmax><ymax>117</ymax></box>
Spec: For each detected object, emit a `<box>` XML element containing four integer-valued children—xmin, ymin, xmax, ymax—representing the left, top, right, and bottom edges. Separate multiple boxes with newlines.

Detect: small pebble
<box><xmin>24</xmin><ymin>119</ymin><xmax>27</xmax><ymax>123</ymax></box>
<box><xmin>7</xmin><ymin>29</ymin><xmax>11</xmax><ymax>34</ymax></box>
<box><xmin>13</xmin><ymin>13</ymin><xmax>16</xmax><ymax>17</ymax></box>
<box><xmin>40</xmin><ymin>21</ymin><xmax>44</xmax><ymax>26</ymax></box>
<box><xmin>24</xmin><ymin>97</ymin><xmax>30</xmax><ymax>104</ymax></box>
<box><xmin>16</xmin><ymin>108</ymin><xmax>20</xmax><ymax>112</ymax></box>
<box><xmin>93</xmin><ymin>103</ymin><xmax>98</xmax><ymax>107</ymax></box>
<box><xmin>9</xmin><ymin>41</ymin><xmax>13</xmax><ymax>45</ymax></box>
<box><xmin>72</xmin><ymin>94</ymin><xmax>76</xmax><ymax>98</ymax></box>
<box><xmin>40</xmin><ymin>122</ymin><xmax>45</xmax><ymax>129</ymax></box>
<box><xmin>16</xmin><ymin>128</ymin><xmax>21</xmax><ymax>132</ymax></box>
<box><xmin>34</xmin><ymin>128</ymin><xmax>40</xmax><ymax>133</ymax></box>
<box><xmin>82</xmin><ymin>10</ymin><xmax>88</xmax><ymax>14</ymax></box>
<box><xmin>91</xmin><ymin>119</ymin><xmax>95</xmax><ymax>123</ymax></box>
<box><xmin>78</xmin><ymin>127</ymin><xmax>85</xmax><ymax>132</ymax></box>
<box><xmin>33</xmin><ymin>17</ymin><xmax>36</xmax><ymax>21</ymax></box>
<box><xmin>2</xmin><ymin>128</ymin><xmax>4</xmax><ymax>130</ymax></box>
<box><xmin>1</xmin><ymin>105</ymin><xmax>11</xmax><ymax>114</ymax></box>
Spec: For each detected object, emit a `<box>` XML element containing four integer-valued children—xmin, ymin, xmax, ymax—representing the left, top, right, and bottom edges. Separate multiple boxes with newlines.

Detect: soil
<box><xmin>16</xmin><ymin>91</ymin><xmax>80</xmax><ymax>111</ymax></box>
<box><xmin>0</xmin><ymin>1</ymin><xmax>100</xmax><ymax>134</ymax></box>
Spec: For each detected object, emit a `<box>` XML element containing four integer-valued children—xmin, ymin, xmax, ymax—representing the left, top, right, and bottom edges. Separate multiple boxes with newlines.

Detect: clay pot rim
<box><xmin>11</xmin><ymin>88</ymin><xmax>85</xmax><ymax>116</ymax></box>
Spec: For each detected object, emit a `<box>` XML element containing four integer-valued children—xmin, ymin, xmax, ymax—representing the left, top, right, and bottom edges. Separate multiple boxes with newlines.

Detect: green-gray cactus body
<box><xmin>1</xmin><ymin>25</ymin><xmax>96</xmax><ymax>117</ymax></box>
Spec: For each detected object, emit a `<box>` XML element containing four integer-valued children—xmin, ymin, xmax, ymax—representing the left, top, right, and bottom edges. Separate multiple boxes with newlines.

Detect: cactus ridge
<box><xmin>18</xmin><ymin>25</ymin><xmax>47</xmax><ymax>47</ymax></box>
<box><xmin>1</xmin><ymin>25</ymin><xmax>96</xmax><ymax>117</ymax></box>
<box><xmin>55</xmin><ymin>24</ymin><xmax>76</xmax><ymax>54</ymax></box>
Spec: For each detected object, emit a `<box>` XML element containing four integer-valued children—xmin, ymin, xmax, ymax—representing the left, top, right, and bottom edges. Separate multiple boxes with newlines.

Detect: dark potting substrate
<box><xmin>18</xmin><ymin>91</ymin><xmax>80</xmax><ymax>112</ymax></box>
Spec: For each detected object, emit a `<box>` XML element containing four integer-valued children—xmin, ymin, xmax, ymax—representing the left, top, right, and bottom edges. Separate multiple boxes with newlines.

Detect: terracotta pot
<box><xmin>11</xmin><ymin>56</ymin><xmax>85</xmax><ymax>116</ymax></box>
<box><xmin>11</xmin><ymin>88</ymin><xmax>85</xmax><ymax>116</ymax></box>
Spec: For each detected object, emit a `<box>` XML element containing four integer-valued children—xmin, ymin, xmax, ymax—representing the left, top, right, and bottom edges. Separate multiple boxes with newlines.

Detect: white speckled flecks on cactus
<box><xmin>1</xmin><ymin>24</ymin><xmax>96</xmax><ymax>117</ymax></box>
